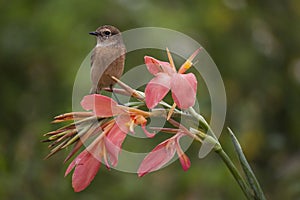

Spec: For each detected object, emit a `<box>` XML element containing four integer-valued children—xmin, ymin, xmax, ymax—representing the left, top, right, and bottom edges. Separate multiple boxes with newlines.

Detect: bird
<box><xmin>89</xmin><ymin>25</ymin><xmax>126</xmax><ymax>94</ymax></box>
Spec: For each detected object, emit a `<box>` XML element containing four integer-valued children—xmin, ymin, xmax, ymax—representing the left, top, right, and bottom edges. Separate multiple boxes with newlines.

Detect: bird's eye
<box><xmin>103</xmin><ymin>30</ymin><xmax>111</xmax><ymax>36</ymax></box>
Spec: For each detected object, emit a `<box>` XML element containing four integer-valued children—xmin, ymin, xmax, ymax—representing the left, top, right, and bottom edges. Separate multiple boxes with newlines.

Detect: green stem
<box><xmin>188</xmin><ymin>107</ymin><xmax>218</xmax><ymax>140</ymax></box>
<box><xmin>227</xmin><ymin>128</ymin><xmax>266</xmax><ymax>200</ymax></box>
<box><xmin>189</xmin><ymin>111</ymin><xmax>255</xmax><ymax>200</ymax></box>
<box><xmin>215</xmin><ymin>147</ymin><xmax>254</xmax><ymax>200</ymax></box>
<box><xmin>188</xmin><ymin>107</ymin><xmax>209</xmax><ymax>130</ymax></box>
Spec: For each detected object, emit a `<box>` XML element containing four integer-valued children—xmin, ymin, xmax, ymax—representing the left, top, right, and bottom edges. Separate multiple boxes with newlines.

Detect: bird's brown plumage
<box><xmin>89</xmin><ymin>25</ymin><xmax>126</xmax><ymax>94</ymax></box>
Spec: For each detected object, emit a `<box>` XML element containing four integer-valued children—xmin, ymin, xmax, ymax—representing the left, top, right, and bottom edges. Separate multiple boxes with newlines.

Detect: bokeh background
<box><xmin>1</xmin><ymin>0</ymin><xmax>300</xmax><ymax>199</ymax></box>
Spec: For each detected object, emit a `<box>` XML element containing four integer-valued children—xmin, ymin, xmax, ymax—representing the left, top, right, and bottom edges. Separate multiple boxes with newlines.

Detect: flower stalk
<box><xmin>216</xmin><ymin>149</ymin><xmax>254</xmax><ymax>200</ymax></box>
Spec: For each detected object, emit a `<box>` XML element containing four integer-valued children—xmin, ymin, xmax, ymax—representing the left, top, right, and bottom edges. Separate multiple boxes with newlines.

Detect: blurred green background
<box><xmin>1</xmin><ymin>0</ymin><xmax>300</xmax><ymax>199</ymax></box>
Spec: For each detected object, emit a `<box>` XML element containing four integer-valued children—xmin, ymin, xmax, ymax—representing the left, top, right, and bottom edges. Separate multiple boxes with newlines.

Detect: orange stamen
<box><xmin>127</xmin><ymin>107</ymin><xmax>151</xmax><ymax>117</ymax></box>
<box><xmin>178</xmin><ymin>48</ymin><xmax>202</xmax><ymax>74</ymax></box>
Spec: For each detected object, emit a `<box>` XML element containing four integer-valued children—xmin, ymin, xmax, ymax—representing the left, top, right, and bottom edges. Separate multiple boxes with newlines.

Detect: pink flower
<box><xmin>64</xmin><ymin>94</ymin><xmax>155</xmax><ymax>192</ymax></box>
<box><xmin>64</xmin><ymin>120</ymin><xmax>126</xmax><ymax>192</ymax></box>
<box><xmin>64</xmin><ymin>150</ymin><xmax>100</xmax><ymax>192</ymax></box>
<box><xmin>81</xmin><ymin>94</ymin><xmax>155</xmax><ymax>138</ymax></box>
<box><xmin>145</xmin><ymin>49</ymin><xmax>200</xmax><ymax>109</ymax></box>
<box><xmin>138</xmin><ymin>132</ymin><xmax>191</xmax><ymax>177</ymax></box>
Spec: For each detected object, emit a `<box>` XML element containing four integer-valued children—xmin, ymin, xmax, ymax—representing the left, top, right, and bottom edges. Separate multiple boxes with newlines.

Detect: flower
<box><xmin>144</xmin><ymin>48</ymin><xmax>200</xmax><ymax>109</ymax></box>
<box><xmin>63</xmin><ymin>94</ymin><xmax>155</xmax><ymax>192</ymax></box>
<box><xmin>64</xmin><ymin>150</ymin><xmax>100</xmax><ymax>192</ymax></box>
<box><xmin>81</xmin><ymin>94</ymin><xmax>155</xmax><ymax>138</ymax></box>
<box><xmin>64</xmin><ymin>119</ymin><xmax>126</xmax><ymax>192</ymax></box>
<box><xmin>137</xmin><ymin>132</ymin><xmax>191</xmax><ymax>177</ymax></box>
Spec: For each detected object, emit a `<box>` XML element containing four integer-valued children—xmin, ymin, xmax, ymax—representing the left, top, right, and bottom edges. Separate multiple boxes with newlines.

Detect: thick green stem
<box><xmin>189</xmin><ymin>112</ymin><xmax>256</xmax><ymax>200</ymax></box>
<box><xmin>227</xmin><ymin>128</ymin><xmax>266</xmax><ymax>200</ymax></box>
<box><xmin>216</xmin><ymin>148</ymin><xmax>254</xmax><ymax>200</ymax></box>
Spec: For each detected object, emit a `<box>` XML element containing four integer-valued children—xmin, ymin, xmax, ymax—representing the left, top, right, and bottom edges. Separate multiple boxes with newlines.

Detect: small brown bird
<box><xmin>89</xmin><ymin>25</ymin><xmax>126</xmax><ymax>94</ymax></box>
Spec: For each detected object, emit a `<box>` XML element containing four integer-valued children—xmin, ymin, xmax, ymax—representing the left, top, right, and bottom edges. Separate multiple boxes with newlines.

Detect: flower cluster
<box><xmin>43</xmin><ymin>48</ymin><xmax>201</xmax><ymax>192</ymax></box>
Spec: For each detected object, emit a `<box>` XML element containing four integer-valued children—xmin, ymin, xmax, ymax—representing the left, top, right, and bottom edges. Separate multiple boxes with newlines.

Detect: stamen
<box><xmin>128</xmin><ymin>107</ymin><xmax>151</xmax><ymax>117</ymax></box>
<box><xmin>166</xmin><ymin>48</ymin><xmax>176</xmax><ymax>71</ymax></box>
<box><xmin>178</xmin><ymin>48</ymin><xmax>202</xmax><ymax>74</ymax></box>
<box><xmin>167</xmin><ymin>103</ymin><xmax>176</xmax><ymax>120</ymax></box>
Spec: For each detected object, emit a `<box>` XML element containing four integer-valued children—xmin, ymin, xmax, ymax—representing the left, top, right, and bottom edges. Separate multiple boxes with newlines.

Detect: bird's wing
<box><xmin>90</xmin><ymin>48</ymin><xmax>96</xmax><ymax>67</ymax></box>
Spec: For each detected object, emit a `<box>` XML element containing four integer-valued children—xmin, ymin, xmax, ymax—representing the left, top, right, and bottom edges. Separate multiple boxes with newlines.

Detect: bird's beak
<box><xmin>89</xmin><ymin>31</ymin><xmax>98</xmax><ymax>36</ymax></box>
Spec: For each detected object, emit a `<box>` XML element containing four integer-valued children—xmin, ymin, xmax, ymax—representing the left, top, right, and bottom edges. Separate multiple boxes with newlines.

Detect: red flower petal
<box><xmin>80</xmin><ymin>94</ymin><xmax>123</xmax><ymax>117</ymax></box>
<box><xmin>65</xmin><ymin>157</ymin><xmax>78</xmax><ymax>177</ymax></box>
<box><xmin>170</xmin><ymin>73</ymin><xmax>197</xmax><ymax>109</ymax></box>
<box><xmin>65</xmin><ymin>150</ymin><xmax>101</xmax><ymax>192</ymax></box>
<box><xmin>175</xmin><ymin>136</ymin><xmax>191</xmax><ymax>171</ymax></box>
<box><xmin>145</xmin><ymin>73</ymin><xmax>171</xmax><ymax>109</ymax></box>
<box><xmin>138</xmin><ymin>137</ymin><xmax>176</xmax><ymax>177</ymax></box>
<box><xmin>144</xmin><ymin>56</ymin><xmax>172</xmax><ymax>75</ymax></box>
<box><xmin>104</xmin><ymin>122</ymin><xmax>127</xmax><ymax>167</ymax></box>
<box><xmin>178</xmin><ymin>153</ymin><xmax>191</xmax><ymax>171</ymax></box>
